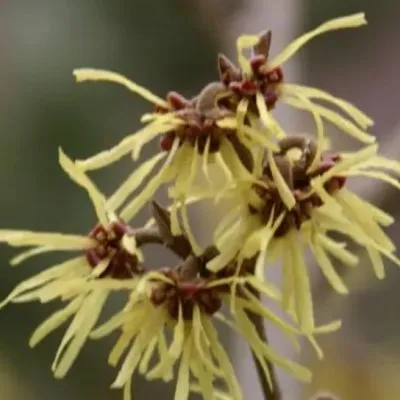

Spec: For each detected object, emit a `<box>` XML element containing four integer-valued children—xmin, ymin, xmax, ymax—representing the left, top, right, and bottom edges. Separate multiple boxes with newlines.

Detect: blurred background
<box><xmin>0</xmin><ymin>0</ymin><xmax>400</xmax><ymax>399</ymax></box>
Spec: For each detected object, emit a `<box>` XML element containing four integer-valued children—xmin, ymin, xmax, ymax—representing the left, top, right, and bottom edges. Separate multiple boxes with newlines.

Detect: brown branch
<box><xmin>134</xmin><ymin>227</ymin><xmax>163</xmax><ymax>246</ymax></box>
<box><xmin>148</xmin><ymin>201</ymin><xmax>193</xmax><ymax>260</ymax></box>
<box><xmin>246</xmin><ymin>304</ymin><xmax>282</xmax><ymax>400</ymax></box>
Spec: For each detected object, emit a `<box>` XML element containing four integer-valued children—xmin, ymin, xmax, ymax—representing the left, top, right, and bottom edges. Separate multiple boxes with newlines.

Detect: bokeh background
<box><xmin>0</xmin><ymin>0</ymin><xmax>400</xmax><ymax>399</ymax></box>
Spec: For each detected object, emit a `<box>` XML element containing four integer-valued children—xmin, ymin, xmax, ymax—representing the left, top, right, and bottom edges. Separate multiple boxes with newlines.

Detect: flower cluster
<box><xmin>1</xmin><ymin>11</ymin><xmax>399</xmax><ymax>400</ymax></box>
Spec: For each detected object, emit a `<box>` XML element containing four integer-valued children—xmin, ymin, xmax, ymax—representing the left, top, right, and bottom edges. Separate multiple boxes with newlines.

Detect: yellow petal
<box><xmin>112</xmin><ymin>309</ymin><xmax>165</xmax><ymax>387</ymax></box>
<box><xmin>76</xmin><ymin>134</ymin><xmax>136</xmax><ymax>171</ymax></box>
<box><xmin>236</xmin><ymin>35</ymin><xmax>260</xmax><ymax>76</ymax></box>
<box><xmin>0</xmin><ymin>256</ymin><xmax>87</xmax><ymax>309</ymax></box>
<box><xmin>120</xmin><ymin>138</ymin><xmax>179</xmax><ymax>221</ymax></box>
<box><xmin>346</xmin><ymin>170</ymin><xmax>400</xmax><ymax>191</ymax></box>
<box><xmin>235</xmin><ymin>307</ymin><xmax>312</xmax><ymax>382</ymax></box>
<box><xmin>311</xmin><ymin>242</ymin><xmax>349</xmax><ymax>294</ymax></box>
<box><xmin>317</xmin><ymin>144</ymin><xmax>377</xmax><ymax>185</ymax></box>
<box><xmin>73</xmin><ymin>68</ymin><xmax>169</xmax><ymax>108</ymax></box>
<box><xmin>193</xmin><ymin>307</ymin><xmax>223</xmax><ymax>377</ymax></box>
<box><xmin>173</xmin><ymin>337</ymin><xmax>191</xmax><ymax>400</ymax></box>
<box><xmin>316</xmin><ymin>233</ymin><xmax>359</xmax><ymax>267</ymax></box>
<box><xmin>236</xmin><ymin>98</ymin><xmax>249</xmax><ymax>134</ymax></box>
<box><xmin>286</xmin><ymin>231</ymin><xmax>314</xmax><ymax>333</ymax></box>
<box><xmin>59</xmin><ymin>148</ymin><xmax>108</xmax><ymax>225</ymax></box>
<box><xmin>29</xmin><ymin>295</ymin><xmax>85</xmax><ymax>347</ymax></box>
<box><xmin>255</xmin><ymin>91</ymin><xmax>282</xmax><ymax>141</ymax></box>
<box><xmin>283</xmin><ymin>97</ymin><xmax>375</xmax><ymax>144</ymax></box>
<box><xmin>123</xmin><ymin>377</ymin><xmax>132</xmax><ymax>400</ymax></box>
<box><xmin>366</xmin><ymin>246</ymin><xmax>385</xmax><ymax>279</ymax></box>
<box><xmin>10</xmin><ymin>246</ymin><xmax>54</xmax><ymax>266</ymax></box>
<box><xmin>269</xmin><ymin>13</ymin><xmax>367</xmax><ymax>68</ymax></box>
<box><xmin>282</xmin><ymin>84</ymin><xmax>373</xmax><ymax>129</ymax></box>
<box><xmin>0</xmin><ymin>230</ymin><xmax>93</xmax><ymax>250</ymax></box>
<box><xmin>131</xmin><ymin>117</ymin><xmax>182</xmax><ymax>161</ymax></box>
<box><xmin>313</xmin><ymin>319</ymin><xmax>342</xmax><ymax>334</ymax></box>
<box><xmin>241</xmin><ymin>124</ymin><xmax>280</xmax><ymax>152</ymax></box>
<box><xmin>202</xmin><ymin>317</ymin><xmax>243</xmax><ymax>400</ymax></box>
<box><xmin>107</xmin><ymin>152</ymin><xmax>167</xmax><ymax>212</ymax></box>
<box><xmin>138</xmin><ymin>336</ymin><xmax>158</xmax><ymax>374</ymax></box>
<box><xmin>147</xmin><ymin>304</ymin><xmax>184</xmax><ymax>379</ymax></box>
<box><xmin>90</xmin><ymin>310</ymin><xmax>131</xmax><ymax>339</ymax></box>
<box><xmin>267</xmin><ymin>150</ymin><xmax>296</xmax><ymax>210</ymax></box>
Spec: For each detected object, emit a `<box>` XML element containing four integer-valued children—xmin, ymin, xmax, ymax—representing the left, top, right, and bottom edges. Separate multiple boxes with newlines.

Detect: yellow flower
<box><xmin>71</xmin><ymin>69</ymin><xmax>282</xmax><ymax>254</ymax></box>
<box><xmin>92</xmin><ymin>267</ymin><xmax>317</xmax><ymax>400</ymax></box>
<box><xmin>219</xmin><ymin>12</ymin><xmax>374</xmax><ymax>169</ymax></box>
<box><xmin>208</xmin><ymin>136</ymin><xmax>400</xmax><ymax>334</ymax></box>
<box><xmin>0</xmin><ymin>149</ymin><xmax>144</xmax><ymax>378</ymax></box>
<box><xmin>91</xmin><ymin>271</ymin><xmax>242</xmax><ymax>400</ymax></box>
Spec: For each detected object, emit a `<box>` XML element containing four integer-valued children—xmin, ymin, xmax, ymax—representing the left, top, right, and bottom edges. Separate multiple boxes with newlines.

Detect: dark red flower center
<box><xmin>86</xmin><ymin>221</ymin><xmax>143</xmax><ymax>279</ymax></box>
<box><xmin>150</xmin><ymin>274</ymin><xmax>222</xmax><ymax>320</ymax></box>
<box><xmin>250</xmin><ymin>137</ymin><xmax>347</xmax><ymax>237</ymax></box>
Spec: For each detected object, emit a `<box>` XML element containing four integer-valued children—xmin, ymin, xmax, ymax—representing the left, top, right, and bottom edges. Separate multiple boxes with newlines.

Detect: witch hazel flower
<box><xmin>218</xmin><ymin>12</ymin><xmax>374</xmax><ymax>165</ymax></box>
<box><xmin>71</xmin><ymin>70</ymin><xmax>283</xmax><ymax>253</ymax></box>
<box><xmin>91</xmin><ymin>260</ymin><xmax>318</xmax><ymax>400</ymax></box>
<box><xmin>91</xmin><ymin>269</ymin><xmax>243</xmax><ymax>400</ymax></box>
<box><xmin>0</xmin><ymin>149</ymin><xmax>145</xmax><ymax>378</ymax></box>
<box><xmin>208</xmin><ymin>135</ymin><xmax>400</xmax><ymax>334</ymax></box>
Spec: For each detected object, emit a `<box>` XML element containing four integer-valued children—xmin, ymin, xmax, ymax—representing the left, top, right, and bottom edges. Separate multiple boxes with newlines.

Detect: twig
<box><xmin>134</xmin><ymin>227</ymin><xmax>164</xmax><ymax>246</ymax></box>
<box><xmin>246</xmin><ymin>291</ymin><xmax>282</xmax><ymax>400</ymax></box>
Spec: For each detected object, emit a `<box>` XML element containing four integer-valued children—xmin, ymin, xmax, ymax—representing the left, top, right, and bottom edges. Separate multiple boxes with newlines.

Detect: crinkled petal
<box><xmin>29</xmin><ymin>295</ymin><xmax>86</xmax><ymax>348</ymax></box>
<box><xmin>269</xmin><ymin>13</ymin><xmax>367</xmax><ymax>68</ymax></box>
<box><xmin>236</xmin><ymin>35</ymin><xmax>260</xmax><ymax>76</ymax></box>
<box><xmin>73</xmin><ymin>68</ymin><xmax>169</xmax><ymax>108</ymax></box>
<box><xmin>0</xmin><ymin>230</ymin><xmax>93</xmax><ymax>250</ymax></box>
<box><xmin>282</xmin><ymin>84</ymin><xmax>373</xmax><ymax>129</ymax></box>
<box><xmin>267</xmin><ymin>150</ymin><xmax>296</xmax><ymax>210</ymax></box>
<box><xmin>107</xmin><ymin>152</ymin><xmax>167</xmax><ymax>211</ymax></box>
<box><xmin>59</xmin><ymin>148</ymin><xmax>108</xmax><ymax>225</ymax></box>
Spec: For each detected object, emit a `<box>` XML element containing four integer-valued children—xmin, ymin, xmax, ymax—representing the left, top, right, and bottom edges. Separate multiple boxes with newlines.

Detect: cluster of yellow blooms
<box><xmin>1</xmin><ymin>12</ymin><xmax>399</xmax><ymax>400</ymax></box>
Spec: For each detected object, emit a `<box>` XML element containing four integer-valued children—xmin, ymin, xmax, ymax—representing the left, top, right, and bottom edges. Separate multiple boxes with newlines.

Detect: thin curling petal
<box><xmin>107</xmin><ymin>152</ymin><xmax>167</xmax><ymax>211</ymax></box>
<box><xmin>75</xmin><ymin>116</ymin><xmax>179</xmax><ymax>171</ymax></box>
<box><xmin>282</xmin><ymin>84</ymin><xmax>374</xmax><ymax>129</ymax></box>
<box><xmin>53</xmin><ymin>290</ymin><xmax>109</xmax><ymax>378</ymax></box>
<box><xmin>0</xmin><ymin>230</ymin><xmax>92</xmax><ymax>250</ymax></box>
<box><xmin>29</xmin><ymin>295</ymin><xmax>85</xmax><ymax>348</ymax></box>
<box><xmin>236</xmin><ymin>35</ymin><xmax>260</xmax><ymax>76</ymax></box>
<box><xmin>317</xmin><ymin>144</ymin><xmax>378</xmax><ymax>185</ymax></box>
<box><xmin>234</xmin><ymin>306</ymin><xmax>312</xmax><ymax>382</ymax></box>
<box><xmin>73</xmin><ymin>68</ymin><xmax>169</xmax><ymax>108</ymax></box>
<box><xmin>120</xmin><ymin>137</ymin><xmax>180</xmax><ymax>222</ymax></box>
<box><xmin>283</xmin><ymin>96</ymin><xmax>375</xmax><ymax>144</ymax></box>
<box><xmin>10</xmin><ymin>246</ymin><xmax>54</xmax><ymax>266</ymax></box>
<box><xmin>76</xmin><ymin>135</ymin><xmax>137</xmax><ymax>171</ymax></box>
<box><xmin>236</xmin><ymin>97</ymin><xmax>249</xmax><ymax>132</ymax></box>
<box><xmin>310</xmin><ymin>241</ymin><xmax>348</xmax><ymax>294</ymax></box>
<box><xmin>267</xmin><ymin>150</ymin><xmax>296</xmax><ymax>210</ymax></box>
<box><xmin>59</xmin><ymin>148</ymin><xmax>108</xmax><ymax>225</ymax></box>
<box><xmin>255</xmin><ymin>91</ymin><xmax>280</xmax><ymax>138</ymax></box>
<box><xmin>131</xmin><ymin>115</ymin><xmax>182</xmax><ymax>161</ymax></box>
<box><xmin>284</xmin><ymin>94</ymin><xmax>324</xmax><ymax>173</ymax></box>
<box><xmin>269</xmin><ymin>13</ymin><xmax>367</xmax><ymax>68</ymax></box>
<box><xmin>285</xmin><ymin>233</ymin><xmax>314</xmax><ymax>333</ymax></box>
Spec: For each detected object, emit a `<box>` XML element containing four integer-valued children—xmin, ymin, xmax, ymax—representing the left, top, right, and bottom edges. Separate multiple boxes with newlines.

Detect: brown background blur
<box><xmin>0</xmin><ymin>1</ymin><xmax>399</xmax><ymax>399</ymax></box>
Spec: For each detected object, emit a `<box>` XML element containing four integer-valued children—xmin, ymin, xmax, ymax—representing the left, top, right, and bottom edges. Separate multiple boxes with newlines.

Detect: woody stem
<box><xmin>246</xmin><ymin>291</ymin><xmax>282</xmax><ymax>400</ymax></box>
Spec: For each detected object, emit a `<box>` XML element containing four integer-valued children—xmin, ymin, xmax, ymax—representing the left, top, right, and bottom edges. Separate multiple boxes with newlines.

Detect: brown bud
<box><xmin>196</xmin><ymin>81</ymin><xmax>230</xmax><ymax>115</ymax></box>
<box><xmin>253</xmin><ymin>30</ymin><xmax>272</xmax><ymax>58</ymax></box>
<box><xmin>167</xmin><ymin>91</ymin><xmax>190</xmax><ymax>110</ymax></box>
<box><xmin>217</xmin><ymin>53</ymin><xmax>241</xmax><ymax>84</ymax></box>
